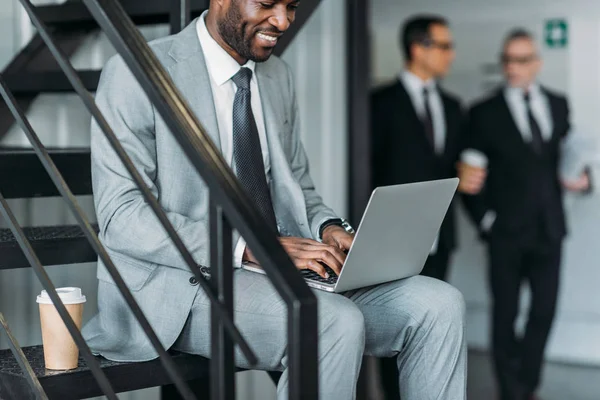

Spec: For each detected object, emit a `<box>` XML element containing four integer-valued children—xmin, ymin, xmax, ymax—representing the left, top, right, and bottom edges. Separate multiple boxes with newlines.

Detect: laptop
<box><xmin>242</xmin><ymin>178</ymin><xmax>458</xmax><ymax>293</ymax></box>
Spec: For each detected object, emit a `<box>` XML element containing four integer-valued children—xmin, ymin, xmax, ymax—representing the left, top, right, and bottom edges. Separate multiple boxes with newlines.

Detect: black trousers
<box><xmin>489</xmin><ymin>234</ymin><xmax>562</xmax><ymax>400</ymax></box>
<box><xmin>379</xmin><ymin>248</ymin><xmax>451</xmax><ymax>400</ymax></box>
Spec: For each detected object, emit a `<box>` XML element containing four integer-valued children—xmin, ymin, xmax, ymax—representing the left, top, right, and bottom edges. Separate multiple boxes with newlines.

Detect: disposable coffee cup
<box><xmin>461</xmin><ymin>149</ymin><xmax>489</xmax><ymax>169</ymax></box>
<box><xmin>37</xmin><ymin>287</ymin><xmax>86</xmax><ymax>370</ymax></box>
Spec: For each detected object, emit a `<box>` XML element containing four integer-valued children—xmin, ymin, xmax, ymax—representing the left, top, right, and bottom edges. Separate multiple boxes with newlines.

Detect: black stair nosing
<box><xmin>36</xmin><ymin>0</ymin><xmax>209</xmax><ymax>29</ymax></box>
<box><xmin>0</xmin><ymin>345</ymin><xmax>211</xmax><ymax>400</ymax></box>
<box><xmin>0</xmin><ymin>148</ymin><xmax>92</xmax><ymax>199</ymax></box>
<box><xmin>3</xmin><ymin>70</ymin><xmax>101</xmax><ymax>94</ymax></box>
<box><xmin>0</xmin><ymin>225</ymin><xmax>98</xmax><ymax>270</ymax></box>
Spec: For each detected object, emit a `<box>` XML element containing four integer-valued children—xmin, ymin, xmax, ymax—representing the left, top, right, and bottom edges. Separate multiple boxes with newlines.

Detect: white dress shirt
<box><xmin>197</xmin><ymin>12</ymin><xmax>271</xmax><ymax>266</ymax></box>
<box><xmin>400</xmin><ymin>70</ymin><xmax>446</xmax><ymax>155</ymax></box>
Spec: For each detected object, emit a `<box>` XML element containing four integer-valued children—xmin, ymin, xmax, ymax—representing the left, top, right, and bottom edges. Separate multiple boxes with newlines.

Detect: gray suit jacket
<box><xmin>82</xmin><ymin>20</ymin><xmax>338</xmax><ymax>362</ymax></box>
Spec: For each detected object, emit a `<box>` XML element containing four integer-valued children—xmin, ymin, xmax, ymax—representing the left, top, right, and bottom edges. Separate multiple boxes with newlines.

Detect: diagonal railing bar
<box><xmin>0</xmin><ymin>76</ymin><xmax>195</xmax><ymax>400</ymax></box>
<box><xmin>17</xmin><ymin>0</ymin><xmax>257</xmax><ymax>367</ymax></box>
<box><xmin>83</xmin><ymin>1</ymin><xmax>318</xmax><ymax>397</ymax></box>
<box><xmin>0</xmin><ymin>193</ymin><xmax>118</xmax><ymax>400</ymax></box>
<box><xmin>210</xmin><ymin>200</ymin><xmax>235</xmax><ymax>400</ymax></box>
<box><xmin>0</xmin><ymin>313</ymin><xmax>49</xmax><ymax>400</ymax></box>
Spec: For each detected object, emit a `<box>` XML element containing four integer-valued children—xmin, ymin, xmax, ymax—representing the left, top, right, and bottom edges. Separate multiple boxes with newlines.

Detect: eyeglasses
<box><xmin>420</xmin><ymin>39</ymin><xmax>455</xmax><ymax>51</ymax></box>
<box><xmin>501</xmin><ymin>54</ymin><xmax>538</xmax><ymax>65</ymax></box>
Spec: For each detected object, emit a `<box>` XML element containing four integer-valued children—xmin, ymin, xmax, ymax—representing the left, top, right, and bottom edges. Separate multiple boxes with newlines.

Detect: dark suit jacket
<box><xmin>462</xmin><ymin>87</ymin><xmax>570</xmax><ymax>244</ymax></box>
<box><xmin>370</xmin><ymin>80</ymin><xmax>465</xmax><ymax>253</ymax></box>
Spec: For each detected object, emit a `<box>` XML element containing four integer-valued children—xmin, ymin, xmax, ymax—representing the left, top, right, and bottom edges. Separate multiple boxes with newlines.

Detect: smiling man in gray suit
<box><xmin>83</xmin><ymin>0</ymin><xmax>467</xmax><ymax>398</ymax></box>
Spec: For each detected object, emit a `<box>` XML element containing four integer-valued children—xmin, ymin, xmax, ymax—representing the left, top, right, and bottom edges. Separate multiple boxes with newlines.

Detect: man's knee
<box><xmin>320</xmin><ymin>296</ymin><xmax>366</xmax><ymax>350</ymax></box>
<box><xmin>432</xmin><ymin>281</ymin><xmax>466</xmax><ymax>329</ymax></box>
<box><xmin>416</xmin><ymin>277</ymin><xmax>466</xmax><ymax>330</ymax></box>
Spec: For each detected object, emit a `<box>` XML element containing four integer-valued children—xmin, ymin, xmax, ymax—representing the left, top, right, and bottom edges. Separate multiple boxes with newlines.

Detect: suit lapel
<box><xmin>255</xmin><ymin>63</ymin><xmax>309</xmax><ymax>236</ymax></box>
<box><xmin>396</xmin><ymin>81</ymin><xmax>425</xmax><ymax>132</ymax></box>
<box><xmin>395</xmin><ymin>81</ymin><xmax>434</xmax><ymax>152</ymax></box>
<box><xmin>167</xmin><ymin>19</ymin><xmax>221</xmax><ymax>150</ymax></box>
<box><xmin>497</xmin><ymin>90</ymin><xmax>529</xmax><ymax>148</ymax></box>
<box><xmin>256</xmin><ymin>67</ymin><xmax>286</xmax><ymax>145</ymax></box>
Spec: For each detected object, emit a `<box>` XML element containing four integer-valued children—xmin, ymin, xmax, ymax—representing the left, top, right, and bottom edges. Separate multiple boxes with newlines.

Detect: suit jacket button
<box><xmin>189</xmin><ymin>276</ymin><xmax>199</xmax><ymax>286</ymax></box>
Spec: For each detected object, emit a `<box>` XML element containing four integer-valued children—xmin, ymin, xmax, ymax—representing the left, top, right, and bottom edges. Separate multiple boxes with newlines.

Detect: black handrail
<box><xmin>2</xmin><ymin>0</ymin><xmax>319</xmax><ymax>399</ymax></box>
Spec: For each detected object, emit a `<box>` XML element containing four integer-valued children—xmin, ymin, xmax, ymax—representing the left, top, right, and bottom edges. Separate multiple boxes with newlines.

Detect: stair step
<box><xmin>0</xmin><ymin>148</ymin><xmax>91</xmax><ymax>199</ymax></box>
<box><xmin>0</xmin><ymin>345</ymin><xmax>210</xmax><ymax>399</ymax></box>
<box><xmin>36</xmin><ymin>0</ymin><xmax>208</xmax><ymax>30</ymax></box>
<box><xmin>0</xmin><ymin>224</ymin><xmax>97</xmax><ymax>270</ymax></box>
<box><xmin>4</xmin><ymin>70</ymin><xmax>100</xmax><ymax>94</ymax></box>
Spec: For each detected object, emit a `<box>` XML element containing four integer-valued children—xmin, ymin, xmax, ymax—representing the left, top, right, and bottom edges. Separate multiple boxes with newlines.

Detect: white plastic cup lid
<box><xmin>37</xmin><ymin>287</ymin><xmax>86</xmax><ymax>305</ymax></box>
<box><xmin>461</xmin><ymin>149</ymin><xmax>488</xmax><ymax>169</ymax></box>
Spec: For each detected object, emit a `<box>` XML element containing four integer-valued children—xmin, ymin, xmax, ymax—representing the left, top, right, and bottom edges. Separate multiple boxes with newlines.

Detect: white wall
<box><xmin>370</xmin><ymin>0</ymin><xmax>600</xmax><ymax>366</ymax></box>
<box><xmin>0</xmin><ymin>1</ymin><xmax>347</xmax><ymax>399</ymax></box>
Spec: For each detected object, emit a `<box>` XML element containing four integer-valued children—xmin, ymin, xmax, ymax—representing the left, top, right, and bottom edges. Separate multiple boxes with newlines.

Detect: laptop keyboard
<box><xmin>301</xmin><ymin>266</ymin><xmax>338</xmax><ymax>285</ymax></box>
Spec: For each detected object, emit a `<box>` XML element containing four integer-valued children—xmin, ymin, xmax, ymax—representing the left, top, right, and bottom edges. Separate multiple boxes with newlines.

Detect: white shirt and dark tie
<box><xmin>504</xmin><ymin>83</ymin><xmax>553</xmax><ymax>143</ymax></box>
<box><xmin>196</xmin><ymin>12</ymin><xmax>271</xmax><ymax>266</ymax></box>
<box><xmin>400</xmin><ymin>70</ymin><xmax>447</xmax><ymax>155</ymax></box>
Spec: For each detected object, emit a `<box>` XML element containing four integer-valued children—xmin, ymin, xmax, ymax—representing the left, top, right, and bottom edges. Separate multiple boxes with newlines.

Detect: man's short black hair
<box><xmin>401</xmin><ymin>15</ymin><xmax>449</xmax><ymax>62</ymax></box>
<box><xmin>503</xmin><ymin>28</ymin><xmax>536</xmax><ymax>50</ymax></box>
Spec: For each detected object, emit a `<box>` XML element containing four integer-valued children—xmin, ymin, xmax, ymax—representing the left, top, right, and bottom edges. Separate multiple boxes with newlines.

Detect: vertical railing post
<box><xmin>288</xmin><ymin>300</ymin><xmax>319</xmax><ymax>400</ymax></box>
<box><xmin>210</xmin><ymin>200</ymin><xmax>235</xmax><ymax>400</ymax></box>
<box><xmin>170</xmin><ymin>0</ymin><xmax>190</xmax><ymax>34</ymax></box>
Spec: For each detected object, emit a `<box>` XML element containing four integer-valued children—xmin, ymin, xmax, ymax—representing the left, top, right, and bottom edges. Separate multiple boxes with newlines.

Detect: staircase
<box><xmin>0</xmin><ymin>0</ymin><xmax>323</xmax><ymax>399</ymax></box>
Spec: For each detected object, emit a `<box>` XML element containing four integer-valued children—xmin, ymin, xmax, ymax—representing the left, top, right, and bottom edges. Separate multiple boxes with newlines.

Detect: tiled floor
<box><xmin>467</xmin><ymin>351</ymin><xmax>600</xmax><ymax>400</ymax></box>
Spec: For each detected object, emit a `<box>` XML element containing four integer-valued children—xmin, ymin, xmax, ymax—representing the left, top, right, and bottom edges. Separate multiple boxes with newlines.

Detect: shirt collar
<box><xmin>505</xmin><ymin>82</ymin><xmax>542</xmax><ymax>99</ymax></box>
<box><xmin>196</xmin><ymin>11</ymin><xmax>256</xmax><ymax>87</ymax></box>
<box><xmin>401</xmin><ymin>70</ymin><xmax>437</xmax><ymax>94</ymax></box>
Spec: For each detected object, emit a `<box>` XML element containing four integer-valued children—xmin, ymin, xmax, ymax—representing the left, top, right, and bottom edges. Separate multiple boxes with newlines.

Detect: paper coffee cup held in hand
<box><xmin>37</xmin><ymin>287</ymin><xmax>86</xmax><ymax>371</ymax></box>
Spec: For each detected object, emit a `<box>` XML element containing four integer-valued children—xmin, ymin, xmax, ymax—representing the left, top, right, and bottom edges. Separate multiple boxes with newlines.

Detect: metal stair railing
<box><xmin>0</xmin><ymin>0</ymin><xmax>319</xmax><ymax>399</ymax></box>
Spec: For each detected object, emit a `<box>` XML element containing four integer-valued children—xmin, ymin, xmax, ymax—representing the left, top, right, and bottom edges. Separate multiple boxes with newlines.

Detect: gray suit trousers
<box><xmin>172</xmin><ymin>270</ymin><xmax>467</xmax><ymax>400</ymax></box>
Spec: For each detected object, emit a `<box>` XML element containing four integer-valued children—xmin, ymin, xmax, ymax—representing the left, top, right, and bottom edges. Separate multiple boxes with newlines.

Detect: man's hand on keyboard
<box><xmin>279</xmin><ymin>237</ymin><xmax>346</xmax><ymax>279</ymax></box>
<box><xmin>321</xmin><ymin>225</ymin><xmax>354</xmax><ymax>253</ymax></box>
<box><xmin>242</xmin><ymin>237</ymin><xmax>347</xmax><ymax>279</ymax></box>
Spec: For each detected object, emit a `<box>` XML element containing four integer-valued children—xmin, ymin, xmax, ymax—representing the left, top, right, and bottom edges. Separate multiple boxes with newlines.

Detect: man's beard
<box><xmin>218</xmin><ymin>2</ymin><xmax>270</xmax><ymax>63</ymax></box>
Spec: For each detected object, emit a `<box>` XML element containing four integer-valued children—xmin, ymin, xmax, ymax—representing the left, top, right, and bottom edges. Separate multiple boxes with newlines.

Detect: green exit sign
<box><xmin>545</xmin><ymin>19</ymin><xmax>568</xmax><ymax>48</ymax></box>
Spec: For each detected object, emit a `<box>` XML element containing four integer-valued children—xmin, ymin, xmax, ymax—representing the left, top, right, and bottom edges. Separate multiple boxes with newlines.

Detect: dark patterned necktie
<box><xmin>422</xmin><ymin>87</ymin><xmax>435</xmax><ymax>148</ymax></box>
<box><xmin>524</xmin><ymin>92</ymin><xmax>544</xmax><ymax>154</ymax></box>
<box><xmin>231</xmin><ymin>67</ymin><xmax>278</xmax><ymax>233</ymax></box>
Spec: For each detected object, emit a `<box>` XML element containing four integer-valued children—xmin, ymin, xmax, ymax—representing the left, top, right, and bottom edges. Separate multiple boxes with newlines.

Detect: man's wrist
<box><xmin>319</xmin><ymin>218</ymin><xmax>343</xmax><ymax>239</ymax></box>
<box><xmin>318</xmin><ymin>218</ymin><xmax>354</xmax><ymax>241</ymax></box>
